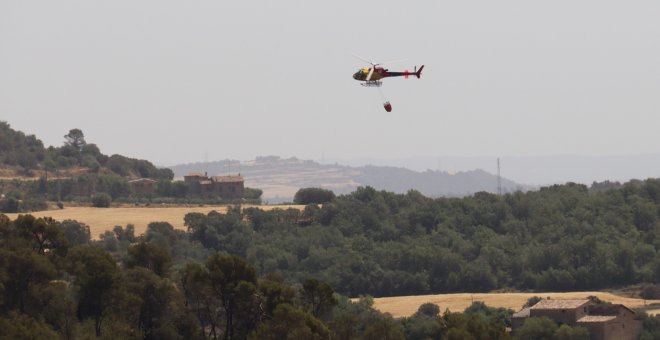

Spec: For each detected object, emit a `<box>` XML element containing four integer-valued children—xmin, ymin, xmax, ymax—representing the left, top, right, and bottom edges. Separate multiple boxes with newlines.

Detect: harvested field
<box><xmin>371</xmin><ymin>292</ymin><xmax>660</xmax><ymax>318</ymax></box>
<box><xmin>4</xmin><ymin>205</ymin><xmax>305</xmax><ymax>239</ymax></box>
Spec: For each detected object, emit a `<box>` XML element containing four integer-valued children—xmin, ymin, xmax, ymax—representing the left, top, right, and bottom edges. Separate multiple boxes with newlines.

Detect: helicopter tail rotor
<box><xmin>415</xmin><ymin>65</ymin><xmax>424</xmax><ymax>79</ymax></box>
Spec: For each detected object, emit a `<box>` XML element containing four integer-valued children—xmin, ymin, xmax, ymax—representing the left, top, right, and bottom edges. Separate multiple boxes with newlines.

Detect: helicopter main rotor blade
<box><xmin>376</xmin><ymin>58</ymin><xmax>408</xmax><ymax>67</ymax></box>
<box><xmin>350</xmin><ymin>52</ymin><xmax>376</xmax><ymax>66</ymax></box>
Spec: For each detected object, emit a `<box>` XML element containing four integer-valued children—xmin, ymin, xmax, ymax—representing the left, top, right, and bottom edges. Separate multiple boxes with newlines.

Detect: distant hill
<box><xmin>329</xmin><ymin>155</ymin><xmax>660</xmax><ymax>186</ymax></box>
<box><xmin>0</xmin><ymin>121</ymin><xmax>172</xmax><ymax>180</ymax></box>
<box><xmin>170</xmin><ymin>156</ymin><xmax>528</xmax><ymax>202</ymax></box>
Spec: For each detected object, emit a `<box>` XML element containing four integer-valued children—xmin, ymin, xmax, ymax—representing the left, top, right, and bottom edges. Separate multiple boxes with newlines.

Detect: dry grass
<box><xmin>4</xmin><ymin>205</ymin><xmax>305</xmax><ymax>239</ymax></box>
<box><xmin>371</xmin><ymin>292</ymin><xmax>660</xmax><ymax>318</ymax></box>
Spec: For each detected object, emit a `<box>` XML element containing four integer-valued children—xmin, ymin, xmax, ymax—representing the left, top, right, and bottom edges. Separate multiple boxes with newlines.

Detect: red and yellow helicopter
<box><xmin>352</xmin><ymin>55</ymin><xmax>424</xmax><ymax>112</ymax></box>
<box><xmin>352</xmin><ymin>64</ymin><xmax>424</xmax><ymax>86</ymax></box>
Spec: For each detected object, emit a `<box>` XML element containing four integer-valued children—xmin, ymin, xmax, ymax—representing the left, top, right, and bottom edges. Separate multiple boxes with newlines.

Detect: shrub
<box><xmin>0</xmin><ymin>197</ymin><xmax>20</xmax><ymax>213</ymax></box>
<box><xmin>91</xmin><ymin>193</ymin><xmax>111</xmax><ymax>208</ymax></box>
<box><xmin>641</xmin><ymin>284</ymin><xmax>660</xmax><ymax>300</ymax></box>
<box><xmin>293</xmin><ymin>188</ymin><xmax>335</xmax><ymax>205</ymax></box>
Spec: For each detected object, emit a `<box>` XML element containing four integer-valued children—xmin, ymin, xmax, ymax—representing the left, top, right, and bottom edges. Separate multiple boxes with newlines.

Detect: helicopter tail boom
<box><xmin>389</xmin><ymin>65</ymin><xmax>425</xmax><ymax>79</ymax></box>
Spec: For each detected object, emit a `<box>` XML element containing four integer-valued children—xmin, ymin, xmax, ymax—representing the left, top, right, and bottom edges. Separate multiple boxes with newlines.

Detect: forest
<box><xmin>184</xmin><ymin>180</ymin><xmax>660</xmax><ymax>296</ymax></box>
<box><xmin>3</xmin><ymin>179</ymin><xmax>660</xmax><ymax>338</ymax></box>
<box><xmin>0</xmin><ymin>213</ymin><xmax>518</xmax><ymax>339</ymax></box>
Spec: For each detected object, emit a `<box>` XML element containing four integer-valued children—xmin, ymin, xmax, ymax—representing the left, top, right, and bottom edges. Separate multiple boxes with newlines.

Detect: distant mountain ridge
<box><xmin>327</xmin><ymin>155</ymin><xmax>660</xmax><ymax>186</ymax></box>
<box><xmin>170</xmin><ymin>156</ymin><xmax>527</xmax><ymax>202</ymax></box>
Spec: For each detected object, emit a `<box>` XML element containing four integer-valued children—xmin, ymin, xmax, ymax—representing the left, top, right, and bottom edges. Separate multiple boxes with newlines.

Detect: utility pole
<box><xmin>44</xmin><ymin>167</ymin><xmax>48</xmax><ymax>200</ymax></box>
<box><xmin>497</xmin><ymin>158</ymin><xmax>502</xmax><ymax>195</ymax></box>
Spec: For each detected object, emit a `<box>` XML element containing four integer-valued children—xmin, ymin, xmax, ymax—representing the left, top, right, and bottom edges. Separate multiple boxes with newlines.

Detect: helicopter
<box><xmin>352</xmin><ymin>64</ymin><xmax>424</xmax><ymax>87</ymax></box>
<box><xmin>352</xmin><ymin>55</ymin><xmax>424</xmax><ymax>112</ymax></box>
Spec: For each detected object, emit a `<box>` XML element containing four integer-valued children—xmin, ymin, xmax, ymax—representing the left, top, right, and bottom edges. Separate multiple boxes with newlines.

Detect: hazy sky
<box><xmin>2</xmin><ymin>1</ymin><xmax>660</xmax><ymax>167</ymax></box>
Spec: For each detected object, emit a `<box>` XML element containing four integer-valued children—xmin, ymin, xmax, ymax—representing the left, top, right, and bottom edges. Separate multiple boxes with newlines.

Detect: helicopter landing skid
<box><xmin>361</xmin><ymin>81</ymin><xmax>383</xmax><ymax>87</ymax></box>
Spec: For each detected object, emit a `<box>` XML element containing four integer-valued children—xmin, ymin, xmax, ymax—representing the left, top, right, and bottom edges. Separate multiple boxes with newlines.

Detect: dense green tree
<box><xmin>363</xmin><ymin>316</ymin><xmax>405</xmax><ymax>340</ymax></box>
<box><xmin>301</xmin><ymin>277</ymin><xmax>338</xmax><ymax>318</ymax></box>
<box><xmin>402</xmin><ymin>315</ymin><xmax>443</xmax><ymax>340</ymax></box>
<box><xmin>522</xmin><ymin>296</ymin><xmax>543</xmax><ymax>308</ymax></box>
<box><xmin>639</xmin><ymin>312</ymin><xmax>660</xmax><ymax>340</ymax></box>
<box><xmin>515</xmin><ymin>316</ymin><xmax>558</xmax><ymax>340</ymax></box>
<box><xmin>402</xmin><ymin>303</ymin><xmax>444</xmax><ymax>340</ymax></box>
<box><xmin>464</xmin><ymin>301</ymin><xmax>514</xmax><ymax>327</ymax></box>
<box><xmin>258</xmin><ymin>273</ymin><xmax>296</xmax><ymax>317</ymax></box>
<box><xmin>415</xmin><ymin>302</ymin><xmax>441</xmax><ymax>318</ymax></box>
<box><xmin>442</xmin><ymin>310</ymin><xmax>510</xmax><ymax>340</ymax></box>
<box><xmin>0</xmin><ymin>311</ymin><xmax>59</xmax><ymax>339</ymax></box>
<box><xmin>294</xmin><ymin>187</ymin><xmax>336</xmax><ymax>205</ymax></box>
<box><xmin>244</xmin><ymin>187</ymin><xmax>263</xmax><ymax>200</ymax></box>
<box><xmin>0</xmin><ymin>249</ymin><xmax>57</xmax><ymax>314</ymax></box>
<box><xmin>554</xmin><ymin>324</ymin><xmax>590</xmax><ymax>340</ymax></box>
<box><xmin>126</xmin><ymin>242</ymin><xmax>172</xmax><ymax>277</ymax></box>
<box><xmin>59</xmin><ymin>219</ymin><xmax>91</xmax><ymax>245</ymax></box>
<box><xmin>63</xmin><ymin>129</ymin><xmax>86</xmax><ymax>150</ymax></box>
<box><xmin>180</xmin><ymin>262</ymin><xmax>218</xmax><ymax>338</ymax></box>
<box><xmin>157</xmin><ymin>180</ymin><xmax>188</xmax><ymax>198</ymax></box>
<box><xmin>13</xmin><ymin>215</ymin><xmax>68</xmax><ymax>256</ymax></box>
<box><xmin>66</xmin><ymin>246</ymin><xmax>121</xmax><ymax>336</ymax></box>
<box><xmin>249</xmin><ymin>304</ymin><xmax>330</xmax><ymax>340</ymax></box>
<box><xmin>124</xmin><ymin>267</ymin><xmax>181</xmax><ymax>339</ymax></box>
<box><xmin>113</xmin><ymin>224</ymin><xmax>136</xmax><ymax>243</ymax></box>
<box><xmin>0</xmin><ymin>197</ymin><xmax>20</xmax><ymax>213</ymax></box>
<box><xmin>92</xmin><ymin>193</ymin><xmax>112</xmax><ymax>208</ymax></box>
<box><xmin>206</xmin><ymin>253</ymin><xmax>258</xmax><ymax>340</ymax></box>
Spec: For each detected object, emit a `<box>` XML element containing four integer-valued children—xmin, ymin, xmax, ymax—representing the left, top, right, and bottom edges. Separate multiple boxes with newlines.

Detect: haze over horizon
<box><xmin>3</xmin><ymin>1</ymin><xmax>660</xmax><ymax>182</ymax></box>
<box><xmin>171</xmin><ymin>153</ymin><xmax>660</xmax><ymax>188</ymax></box>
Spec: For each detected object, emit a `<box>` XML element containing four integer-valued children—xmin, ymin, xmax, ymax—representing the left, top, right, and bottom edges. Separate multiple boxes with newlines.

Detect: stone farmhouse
<box><xmin>128</xmin><ymin>178</ymin><xmax>157</xmax><ymax>196</ymax></box>
<box><xmin>183</xmin><ymin>172</ymin><xmax>244</xmax><ymax>199</ymax></box>
<box><xmin>511</xmin><ymin>298</ymin><xmax>642</xmax><ymax>340</ymax></box>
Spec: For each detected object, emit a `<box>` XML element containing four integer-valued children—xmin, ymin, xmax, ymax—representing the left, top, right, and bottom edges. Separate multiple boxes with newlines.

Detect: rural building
<box><xmin>128</xmin><ymin>178</ymin><xmax>157</xmax><ymax>196</ymax></box>
<box><xmin>511</xmin><ymin>299</ymin><xmax>642</xmax><ymax>340</ymax></box>
<box><xmin>184</xmin><ymin>172</ymin><xmax>244</xmax><ymax>199</ymax></box>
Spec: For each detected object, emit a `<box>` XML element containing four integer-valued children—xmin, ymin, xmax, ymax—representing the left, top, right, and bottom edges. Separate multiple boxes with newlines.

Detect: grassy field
<box><xmin>4</xmin><ymin>205</ymin><xmax>304</xmax><ymax>239</ymax></box>
<box><xmin>371</xmin><ymin>292</ymin><xmax>660</xmax><ymax>318</ymax></box>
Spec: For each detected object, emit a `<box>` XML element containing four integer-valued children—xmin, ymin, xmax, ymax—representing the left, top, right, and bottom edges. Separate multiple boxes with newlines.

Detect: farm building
<box><xmin>184</xmin><ymin>172</ymin><xmax>244</xmax><ymax>199</ymax></box>
<box><xmin>128</xmin><ymin>178</ymin><xmax>157</xmax><ymax>195</ymax></box>
<box><xmin>511</xmin><ymin>298</ymin><xmax>642</xmax><ymax>340</ymax></box>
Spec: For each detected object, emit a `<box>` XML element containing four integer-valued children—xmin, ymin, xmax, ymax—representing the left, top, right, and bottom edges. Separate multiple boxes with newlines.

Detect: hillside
<box><xmin>171</xmin><ymin>156</ymin><xmax>528</xmax><ymax>202</ymax></box>
<box><xmin>0</xmin><ymin>121</ymin><xmax>172</xmax><ymax>180</ymax></box>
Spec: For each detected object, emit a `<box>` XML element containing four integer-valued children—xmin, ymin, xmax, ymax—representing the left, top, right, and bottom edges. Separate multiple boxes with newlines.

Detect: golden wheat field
<box><xmin>370</xmin><ymin>292</ymin><xmax>660</xmax><ymax>318</ymax></box>
<box><xmin>4</xmin><ymin>205</ymin><xmax>305</xmax><ymax>239</ymax></box>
